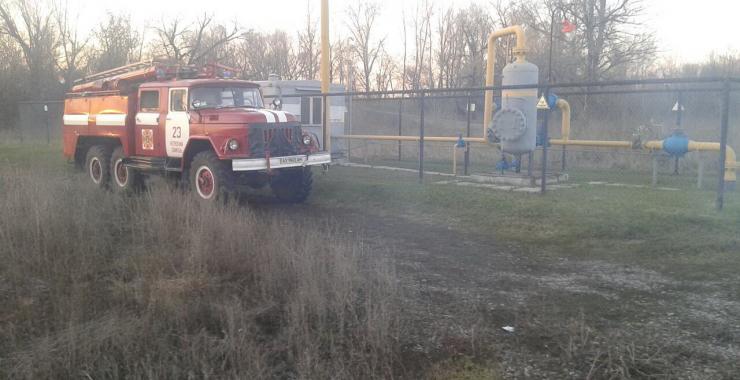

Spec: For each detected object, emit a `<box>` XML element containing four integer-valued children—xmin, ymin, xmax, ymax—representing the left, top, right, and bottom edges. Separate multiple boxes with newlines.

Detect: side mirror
<box><xmin>272</xmin><ymin>98</ymin><xmax>282</xmax><ymax>110</ymax></box>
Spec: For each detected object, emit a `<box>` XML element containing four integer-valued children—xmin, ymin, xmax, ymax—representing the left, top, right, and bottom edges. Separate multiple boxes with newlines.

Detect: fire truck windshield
<box><xmin>190</xmin><ymin>86</ymin><xmax>264</xmax><ymax>110</ymax></box>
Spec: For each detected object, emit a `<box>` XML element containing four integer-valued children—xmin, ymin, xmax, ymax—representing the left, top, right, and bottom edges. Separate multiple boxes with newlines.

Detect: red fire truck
<box><xmin>62</xmin><ymin>61</ymin><xmax>330</xmax><ymax>202</ymax></box>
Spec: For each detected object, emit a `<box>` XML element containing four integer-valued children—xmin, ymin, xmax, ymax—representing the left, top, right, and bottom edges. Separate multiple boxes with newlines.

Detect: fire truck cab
<box><xmin>62</xmin><ymin>62</ymin><xmax>330</xmax><ymax>202</ymax></box>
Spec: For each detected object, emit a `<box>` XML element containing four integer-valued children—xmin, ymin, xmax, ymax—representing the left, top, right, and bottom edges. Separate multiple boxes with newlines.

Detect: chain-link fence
<box><xmin>14</xmin><ymin>101</ymin><xmax>64</xmax><ymax>143</ymax></box>
<box><xmin>324</xmin><ymin>77</ymin><xmax>740</xmax><ymax>209</ymax></box>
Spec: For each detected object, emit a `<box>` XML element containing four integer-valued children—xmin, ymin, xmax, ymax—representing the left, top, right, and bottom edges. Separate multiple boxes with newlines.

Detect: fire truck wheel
<box><xmin>85</xmin><ymin>145</ymin><xmax>112</xmax><ymax>188</ymax></box>
<box><xmin>110</xmin><ymin>147</ymin><xmax>143</xmax><ymax>194</ymax></box>
<box><xmin>271</xmin><ymin>167</ymin><xmax>313</xmax><ymax>203</ymax></box>
<box><xmin>189</xmin><ymin>151</ymin><xmax>234</xmax><ymax>201</ymax></box>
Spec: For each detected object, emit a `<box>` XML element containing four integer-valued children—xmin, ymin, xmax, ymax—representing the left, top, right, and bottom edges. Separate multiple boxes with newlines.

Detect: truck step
<box><xmin>124</xmin><ymin>157</ymin><xmax>182</xmax><ymax>172</ymax></box>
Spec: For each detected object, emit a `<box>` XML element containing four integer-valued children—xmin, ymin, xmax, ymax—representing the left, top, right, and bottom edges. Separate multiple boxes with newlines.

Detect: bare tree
<box><xmin>563</xmin><ymin>0</ymin><xmax>656</xmax><ymax>81</ymax></box>
<box><xmin>347</xmin><ymin>2</ymin><xmax>385</xmax><ymax>92</ymax></box>
<box><xmin>330</xmin><ymin>37</ymin><xmax>352</xmax><ymax>86</ymax></box>
<box><xmin>435</xmin><ymin>7</ymin><xmax>461</xmax><ymax>88</ymax></box>
<box><xmin>455</xmin><ymin>4</ymin><xmax>492</xmax><ymax>88</ymax></box>
<box><xmin>55</xmin><ymin>1</ymin><xmax>88</xmax><ymax>88</ymax></box>
<box><xmin>153</xmin><ymin>14</ymin><xmax>240</xmax><ymax>65</ymax></box>
<box><xmin>297</xmin><ymin>2</ymin><xmax>319</xmax><ymax>80</ymax></box>
<box><xmin>232</xmin><ymin>30</ymin><xmax>298</xmax><ymax>81</ymax></box>
<box><xmin>0</xmin><ymin>0</ymin><xmax>59</xmax><ymax>96</ymax></box>
<box><xmin>374</xmin><ymin>50</ymin><xmax>396</xmax><ymax>92</ymax></box>
<box><xmin>90</xmin><ymin>13</ymin><xmax>141</xmax><ymax>72</ymax></box>
<box><xmin>410</xmin><ymin>0</ymin><xmax>433</xmax><ymax>90</ymax></box>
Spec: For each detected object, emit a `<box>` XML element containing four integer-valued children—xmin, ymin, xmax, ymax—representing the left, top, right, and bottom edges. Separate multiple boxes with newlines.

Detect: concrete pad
<box><xmin>512</xmin><ymin>187</ymin><xmax>542</xmax><ymax>193</ymax></box>
<box><xmin>455</xmin><ymin>182</ymin><xmax>514</xmax><ymax>191</ymax></box>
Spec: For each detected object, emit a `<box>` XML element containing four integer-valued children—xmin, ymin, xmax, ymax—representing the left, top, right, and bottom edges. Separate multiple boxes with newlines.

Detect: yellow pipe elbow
<box><xmin>483</xmin><ymin>25</ymin><xmax>527</xmax><ymax>138</ymax></box>
<box><xmin>687</xmin><ymin>142</ymin><xmax>736</xmax><ymax>182</ymax></box>
<box><xmin>556</xmin><ymin>99</ymin><xmax>571</xmax><ymax>141</ymax></box>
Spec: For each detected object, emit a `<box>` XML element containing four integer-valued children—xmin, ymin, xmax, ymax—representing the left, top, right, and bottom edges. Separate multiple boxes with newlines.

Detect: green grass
<box><xmin>4</xmin><ymin>141</ymin><xmax>738</xmax><ymax>282</ymax></box>
<box><xmin>312</xmin><ymin>160</ymin><xmax>740</xmax><ymax>282</ymax></box>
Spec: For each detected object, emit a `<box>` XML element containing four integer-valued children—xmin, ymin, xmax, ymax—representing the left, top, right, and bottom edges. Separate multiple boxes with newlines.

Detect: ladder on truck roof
<box><xmin>71</xmin><ymin>61</ymin><xmax>240</xmax><ymax>94</ymax></box>
<box><xmin>74</xmin><ymin>61</ymin><xmax>161</xmax><ymax>86</ymax></box>
<box><xmin>71</xmin><ymin>60</ymin><xmax>172</xmax><ymax>94</ymax></box>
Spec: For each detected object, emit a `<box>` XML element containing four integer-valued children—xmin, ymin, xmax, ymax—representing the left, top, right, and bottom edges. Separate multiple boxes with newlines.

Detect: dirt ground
<box><xmin>254</xmin><ymin>200</ymin><xmax>739</xmax><ymax>379</ymax></box>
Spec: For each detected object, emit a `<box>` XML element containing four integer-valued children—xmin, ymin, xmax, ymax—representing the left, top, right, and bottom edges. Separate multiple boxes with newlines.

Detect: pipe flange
<box><xmin>491</xmin><ymin>108</ymin><xmax>527</xmax><ymax>142</ymax></box>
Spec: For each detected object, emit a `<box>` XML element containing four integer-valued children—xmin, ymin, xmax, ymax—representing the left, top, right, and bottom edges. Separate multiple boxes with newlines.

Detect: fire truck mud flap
<box><xmin>232</xmin><ymin>152</ymin><xmax>331</xmax><ymax>172</ymax></box>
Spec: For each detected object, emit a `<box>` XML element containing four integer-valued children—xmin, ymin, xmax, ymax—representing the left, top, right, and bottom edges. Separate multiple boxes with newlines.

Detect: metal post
<box><xmin>674</xmin><ymin>92</ymin><xmax>683</xmax><ymax>175</ymax></box>
<box><xmin>347</xmin><ymin>94</ymin><xmax>352</xmax><ymax>161</ymax></box>
<box><xmin>652</xmin><ymin>155</ymin><xmax>658</xmax><ymax>187</ymax></box>
<box><xmin>419</xmin><ymin>92</ymin><xmax>425</xmax><ymax>183</ymax></box>
<box><xmin>44</xmin><ymin>104</ymin><xmax>50</xmax><ymax>145</ymax></box>
<box><xmin>541</xmin><ymin>8</ymin><xmax>556</xmax><ymax>194</ymax></box>
<box><xmin>716</xmin><ymin>80</ymin><xmax>730</xmax><ymax>211</ymax></box>
<box><xmin>675</xmin><ymin>91</ymin><xmax>683</xmax><ymax>128</ymax></box>
<box><xmin>320</xmin><ymin>0</ymin><xmax>331</xmax><ymax>154</ymax></box>
<box><xmin>322</xmin><ymin>93</ymin><xmax>329</xmax><ymax>155</ymax></box>
<box><xmin>561</xmin><ymin>145</ymin><xmax>566</xmax><ymax>171</ymax></box>
<box><xmin>673</xmin><ymin>156</ymin><xmax>680</xmax><ymax>175</ymax></box>
<box><xmin>541</xmin><ymin>87</ymin><xmax>550</xmax><ymax>194</ymax></box>
<box><xmin>464</xmin><ymin>92</ymin><xmax>472</xmax><ymax>175</ymax></box>
<box><xmin>697</xmin><ymin>159</ymin><xmax>704</xmax><ymax>190</ymax></box>
<box><xmin>398</xmin><ymin>98</ymin><xmax>403</xmax><ymax>161</ymax></box>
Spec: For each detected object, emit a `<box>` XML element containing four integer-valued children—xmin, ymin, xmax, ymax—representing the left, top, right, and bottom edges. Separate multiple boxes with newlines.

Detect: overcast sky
<box><xmin>71</xmin><ymin>0</ymin><xmax>738</xmax><ymax>64</ymax></box>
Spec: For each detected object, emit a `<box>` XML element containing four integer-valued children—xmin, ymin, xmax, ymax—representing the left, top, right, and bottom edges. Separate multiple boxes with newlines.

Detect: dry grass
<box><xmin>0</xmin><ymin>166</ymin><xmax>400</xmax><ymax>379</ymax></box>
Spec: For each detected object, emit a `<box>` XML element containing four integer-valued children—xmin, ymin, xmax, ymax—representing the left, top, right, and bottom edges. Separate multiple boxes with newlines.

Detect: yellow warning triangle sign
<box><xmin>537</xmin><ymin>96</ymin><xmax>550</xmax><ymax>110</ymax></box>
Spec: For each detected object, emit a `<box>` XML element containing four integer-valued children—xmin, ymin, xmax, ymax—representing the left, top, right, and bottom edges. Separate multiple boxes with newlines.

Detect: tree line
<box><xmin>1</xmin><ymin>0</ymin><xmax>738</xmax><ymax>130</ymax></box>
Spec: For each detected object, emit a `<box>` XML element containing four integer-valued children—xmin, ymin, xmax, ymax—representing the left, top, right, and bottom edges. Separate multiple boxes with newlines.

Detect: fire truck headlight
<box><xmin>302</xmin><ymin>135</ymin><xmax>312</xmax><ymax>146</ymax></box>
<box><xmin>227</xmin><ymin>139</ymin><xmax>240</xmax><ymax>151</ymax></box>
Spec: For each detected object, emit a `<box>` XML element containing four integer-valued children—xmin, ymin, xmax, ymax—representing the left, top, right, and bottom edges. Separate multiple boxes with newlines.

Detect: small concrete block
<box><xmin>455</xmin><ymin>182</ymin><xmax>514</xmax><ymax>191</ymax></box>
<box><xmin>512</xmin><ymin>187</ymin><xmax>541</xmax><ymax>193</ymax></box>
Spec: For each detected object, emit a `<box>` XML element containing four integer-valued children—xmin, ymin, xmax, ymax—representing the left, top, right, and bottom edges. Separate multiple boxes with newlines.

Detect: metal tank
<box><xmin>489</xmin><ymin>60</ymin><xmax>539</xmax><ymax>154</ymax></box>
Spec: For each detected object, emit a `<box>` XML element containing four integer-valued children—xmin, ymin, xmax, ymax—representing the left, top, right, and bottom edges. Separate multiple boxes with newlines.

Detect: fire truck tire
<box><xmin>189</xmin><ymin>151</ymin><xmax>234</xmax><ymax>201</ymax></box>
<box><xmin>271</xmin><ymin>167</ymin><xmax>313</xmax><ymax>203</ymax></box>
<box><xmin>85</xmin><ymin>145</ymin><xmax>112</xmax><ymax>188</ymax></box>
<box><xmin>110</xmin><ymin>147</ymin><xmax>143</xmax><ymax>194</ymax></box>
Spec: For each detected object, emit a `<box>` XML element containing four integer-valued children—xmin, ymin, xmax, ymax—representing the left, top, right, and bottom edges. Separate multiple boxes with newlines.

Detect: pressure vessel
<box><xmin>490</xmin><ymin>60</ymin><xmax>539</xmax><ymax>154</ymax></box>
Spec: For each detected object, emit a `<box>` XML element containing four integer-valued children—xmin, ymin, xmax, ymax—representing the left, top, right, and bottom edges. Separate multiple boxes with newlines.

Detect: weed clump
<box><xmin>0</xmin><ymin>168</ymin><xmax>399</xmax><ymax>379</ymax></box>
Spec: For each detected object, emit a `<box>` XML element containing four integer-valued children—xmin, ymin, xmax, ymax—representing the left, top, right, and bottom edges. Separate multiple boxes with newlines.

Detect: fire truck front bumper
<box><xmin>231</xmin><ymin>152</ymin><xmax>331</xmax><ymax>172</ymax></box>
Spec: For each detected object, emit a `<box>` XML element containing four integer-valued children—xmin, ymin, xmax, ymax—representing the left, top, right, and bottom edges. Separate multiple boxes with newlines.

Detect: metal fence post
<box><xmin>561</xmin><ymin>145</ymin><xmax>566</xmax><ymax>171</ymax></box>
<box><xmin>322</xmin><ymin>93</ymin><xmax>329</xmax><ymax>154</ymax></box>
<box><xmin>419</xmin><ymin>92</ymin><xmax>425</xmax><ymax>183</ymax></box>
<box><xmin>398</xmin><ymin>98</ymin><xmax>403</xmax><ymax>161</ymax></box>
<box><xmin>347</xmin><ymin>93</ymin><xmax>352</xmax><ymax>161</ymax></box>
<box><xmin>44</xmin><ymin>104</ymin><xmax>50</xmax><ymax>145</ymax></box>
<box><xmin>540</xmin><ymin>86</ymin><xmax>550</xmax><ymax>194</ymax></box>
<box><xmin>716</xmin><ymin>80</ymin><xmax>731</xmax><ymax>211</ymax></box>
<box><xmin>464</xmin><ymin>91</ymin><xmax>472</xmax><ymax>175</ymax></box>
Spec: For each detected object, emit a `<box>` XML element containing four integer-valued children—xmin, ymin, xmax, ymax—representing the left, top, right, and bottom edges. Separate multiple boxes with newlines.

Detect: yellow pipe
<box><xmin>643</xmin><ymin>140</ymin><xmax>737</xmax><ymax>182</ymax></box>
<box><xmin>550</xmin><ymin>139</ymin><xmax>633</xmax><ymax>148</ymax></box>
<box><xmin>336</xmin><ymin>135</ymin><xmax>487</xmax><ymax>143</ymax></box>
<box><xmin>556</xmin><ymin>98</ymin><xmax>571</xmax><ymax>141</ymax></box>
<box><xmin>320</xmin><ymin>0</ymin><xmax>331</xmax><ymax>154</ymax></box>
<box><xmin>484</xmin><ymin>25</ymin><xmax>527</xmax><ymax>136</ymax></box>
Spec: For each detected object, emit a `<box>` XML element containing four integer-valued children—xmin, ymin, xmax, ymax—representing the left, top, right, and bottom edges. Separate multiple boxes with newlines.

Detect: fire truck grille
<box><xmin>248</xmin><ymin>123</ymin><xmax>302</xmax><ymax>157</ymax></box>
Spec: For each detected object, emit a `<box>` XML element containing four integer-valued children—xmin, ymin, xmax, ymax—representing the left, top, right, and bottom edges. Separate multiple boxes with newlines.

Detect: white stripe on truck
<box><xmin>257</xmin><ymin>110</ymin><xmax>276</xmax><ymax>123</ymax></box>
<box><xmin>95</xmin><ymin>114</ymin><xmax>127</xmax><ymax>126</ymax></box>
<box><xmin>63</xmin><ymin>114</ymin><xmax>89</xmax><ymax>126</ymax></box>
